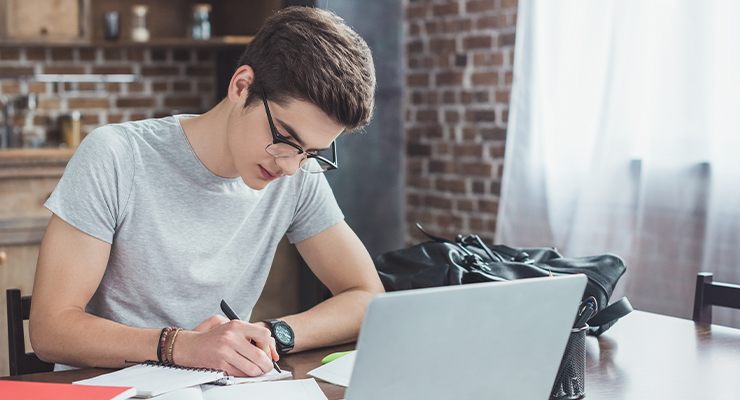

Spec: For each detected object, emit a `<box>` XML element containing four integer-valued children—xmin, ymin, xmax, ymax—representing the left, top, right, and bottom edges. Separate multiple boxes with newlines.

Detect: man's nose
<box><xmin>275</xmin><ymin>154</ymin><xmax>303</xmax><ymax>176</ymax></box>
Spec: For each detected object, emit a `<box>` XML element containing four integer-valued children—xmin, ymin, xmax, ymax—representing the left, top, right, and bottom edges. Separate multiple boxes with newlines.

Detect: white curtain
<box><xmin>497</xmin><ymin>0</ymin><xmax>740</xmax><ymax>327</ymax></box>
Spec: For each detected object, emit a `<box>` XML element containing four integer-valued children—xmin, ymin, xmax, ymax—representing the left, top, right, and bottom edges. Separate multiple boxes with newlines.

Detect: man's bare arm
<box><xmin>278</xmin><ymin>221</ymin><xmax>385</xmax><ymax>352</ymax></box>
<box><xmin>30</xmin><ymin>214</ymin><xmax>276</xmax><ymax>376</ymax></box>
<box><xmin>30</xmin><ymin>214</ymin><xmax>159</xmax><ymax>368</ymax></box>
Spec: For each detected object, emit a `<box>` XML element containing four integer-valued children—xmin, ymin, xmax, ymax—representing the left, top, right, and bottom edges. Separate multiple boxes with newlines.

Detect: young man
<box><xmin>29</xmin><ymin>7</ymin><xmax>384</xmax><ymax>377</ymax></box>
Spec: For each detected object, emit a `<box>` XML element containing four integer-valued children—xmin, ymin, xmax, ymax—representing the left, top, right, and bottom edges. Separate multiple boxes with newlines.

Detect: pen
<box><xmin>573</xmin><ymin>296</ymin><xmax>598</xmax><ymax>329</ymax></box>
<box><xmin>220</xmin><ymin>299</ymin><xmax>282</xmax><ymax>374</ymax></box>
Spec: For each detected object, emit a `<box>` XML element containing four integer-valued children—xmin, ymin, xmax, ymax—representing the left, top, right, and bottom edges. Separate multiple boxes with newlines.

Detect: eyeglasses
<box><xmin>262</xmin><ymin>89</ymin><xmax>338</xmax><ymax>173</ymax></box>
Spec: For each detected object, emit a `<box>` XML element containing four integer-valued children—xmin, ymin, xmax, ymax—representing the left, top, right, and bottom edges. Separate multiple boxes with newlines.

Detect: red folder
<box><xmin>0</xmin><ymin>380</ymin><xmax>136</xmax><ymax>400</ymax></box>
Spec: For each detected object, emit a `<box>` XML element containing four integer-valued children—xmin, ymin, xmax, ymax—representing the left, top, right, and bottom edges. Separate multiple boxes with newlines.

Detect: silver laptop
<box><xmin>345</xmin><ymin>274</ymin><xmax>587</xmax><ymax>400</ymax></box>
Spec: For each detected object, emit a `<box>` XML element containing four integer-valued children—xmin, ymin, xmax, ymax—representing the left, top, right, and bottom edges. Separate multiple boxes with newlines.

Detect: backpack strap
<box><xmin>416</xmin><ymin>223</ymin><xmax>454</xmax><ymax>243</ymax></box>
<box><xmin>587</xmin><ymin>297</ymin><xmax>633</xmax><ymax>336</ymax></box>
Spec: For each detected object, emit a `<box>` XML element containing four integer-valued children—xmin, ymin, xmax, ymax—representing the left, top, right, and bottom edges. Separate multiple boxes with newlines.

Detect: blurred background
<box><xmin>1</xmin><ymin>0</ymin><xmax>738</xmax><ymax>376</ymax></box>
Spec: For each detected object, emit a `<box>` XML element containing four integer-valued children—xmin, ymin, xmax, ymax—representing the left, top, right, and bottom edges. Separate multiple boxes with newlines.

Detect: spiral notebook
<box><xmin>73</xmin><ymin>361</ymin><xmax>227</xmax><ymax>398</ymax></box>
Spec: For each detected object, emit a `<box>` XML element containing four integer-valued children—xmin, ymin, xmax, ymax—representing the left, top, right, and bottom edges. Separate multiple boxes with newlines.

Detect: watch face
<box><xmin>274</xmin><ymin>324</ymin><xmax>293</xmax><ymax>344</ymax></box>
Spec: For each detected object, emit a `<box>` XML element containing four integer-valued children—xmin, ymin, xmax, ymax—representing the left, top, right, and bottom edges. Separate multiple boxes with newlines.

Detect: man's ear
<box><xmin>227</xmin><ymin>65</ymin><xmax>255</xmax><ymax>105</ymax></box>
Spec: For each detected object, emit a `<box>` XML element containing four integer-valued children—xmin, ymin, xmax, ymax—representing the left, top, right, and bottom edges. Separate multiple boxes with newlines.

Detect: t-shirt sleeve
<box><xmin>286</xmin><ymin>170</ymin><xmax>344</xmax><ymax>244</ymax></box>
<box><xmin>45</xmin><ymin>126</ymin><xmax>135</xmax><ymax>244</ymax></box>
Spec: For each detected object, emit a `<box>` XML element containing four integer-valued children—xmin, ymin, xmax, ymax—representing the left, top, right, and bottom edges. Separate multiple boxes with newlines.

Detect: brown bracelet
<box><xmin>165</xmin><ymin>328</ymin><xmax>183</xmax><ymax>364</ymax></box>
<box><xmin>158</xmin><ymin>326</ymin><xmax>177</xmax><ymax>362</ymax></box>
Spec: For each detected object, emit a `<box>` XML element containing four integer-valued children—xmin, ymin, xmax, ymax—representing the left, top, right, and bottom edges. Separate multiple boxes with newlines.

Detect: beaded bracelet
<box><xmin>165</xmin><ymin>328</ymin><xmax>183</xmax><ymax>364</ymax></box>
<box><xmin>158</xmin><ymin>326</ymin><xmax>177</xmax><ymax>363</ymax></box>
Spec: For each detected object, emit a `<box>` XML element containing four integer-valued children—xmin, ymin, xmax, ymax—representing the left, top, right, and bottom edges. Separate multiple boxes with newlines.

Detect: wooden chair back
<box><xmin>693</xmin><ymin>272</ymin><xmax>740</xmax><ymax>325</ymax></box>
<box><xmin>6</xmin><ymin>289</ymin><xmax>54</xmax><ymax>375</ymax></box>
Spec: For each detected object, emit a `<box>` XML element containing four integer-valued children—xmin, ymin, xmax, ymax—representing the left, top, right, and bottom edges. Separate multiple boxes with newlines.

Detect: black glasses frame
<box><xmin>261</xmin><ymin>89</ymin><xmax>338</xmax><ymax>172</ymax></box>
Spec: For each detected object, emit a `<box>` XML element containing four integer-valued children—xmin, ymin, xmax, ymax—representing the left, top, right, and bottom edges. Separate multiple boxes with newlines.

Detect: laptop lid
<box><xmin>345</xmin><ymin>274</ymin><xmax>587</xmax><ymax>400</ymax></box>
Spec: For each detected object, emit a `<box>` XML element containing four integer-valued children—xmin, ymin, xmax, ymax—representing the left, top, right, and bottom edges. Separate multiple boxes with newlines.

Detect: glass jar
<box><xmin>131</xmin><ymin>5</ymin><xmax>150</xmax><ymax>42</ymax></box>
<box><xmin>191</xmin><ymin>4</ymin><xmax>211</xmax><ymax>40</ymax></box>
<box><xmin>104</xmin><ymin>11</ymin><xmax>120</xmax><ymax>41</ymax></box>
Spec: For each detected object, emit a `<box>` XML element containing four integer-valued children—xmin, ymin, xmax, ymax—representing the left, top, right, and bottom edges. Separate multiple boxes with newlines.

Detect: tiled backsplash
<box><xmin>0</xmin><ymin>47</ymin><xmax>218</xmax><ymax>147</ymax></box>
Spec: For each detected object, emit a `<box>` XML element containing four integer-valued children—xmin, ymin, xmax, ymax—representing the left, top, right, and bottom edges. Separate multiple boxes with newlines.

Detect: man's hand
<box><xmin>175</xmin><ymin>316</ymin><xmax>278</xmax><ymax>377</ymax></box>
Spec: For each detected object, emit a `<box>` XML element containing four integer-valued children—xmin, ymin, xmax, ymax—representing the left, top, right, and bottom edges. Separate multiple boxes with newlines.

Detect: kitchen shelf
<box><xmin>0</xmin><ymin>36</ymin><xmax>253</xmax><ymax>49</ymax></box>
<box><xmin>93</xmin><ymin>36</ymin><xmax>253</xmax><ymax>48</ymax></box>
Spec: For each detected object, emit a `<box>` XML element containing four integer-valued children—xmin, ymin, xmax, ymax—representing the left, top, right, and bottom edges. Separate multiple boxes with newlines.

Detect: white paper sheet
<box><xmin>200</xmin><ymin>378</ymin><xmax>328</xmax><ymax>400</ymax></box>
<box><xmin>146</xmin><ymin>386</ymin><xmax>203</xmax><ymax>400</ymax></box>
<box><xmin>307</xmin><ymin>352</ymin><xmax>357</xmax><ymax>387</ymax></box>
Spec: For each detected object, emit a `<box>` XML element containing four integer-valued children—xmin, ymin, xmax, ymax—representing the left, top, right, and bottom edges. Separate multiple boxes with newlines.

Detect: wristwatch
<box><xmin>262</xmin><ymin>319</ymin><xmax>295</xmax><ymax>355</ymax></box>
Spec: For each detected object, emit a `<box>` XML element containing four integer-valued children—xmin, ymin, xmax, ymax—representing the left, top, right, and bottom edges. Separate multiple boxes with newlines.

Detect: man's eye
<box><xmin>276</xmin><ymin>132</ymin><xmax>290</xmax><ymax>140</ymax></box>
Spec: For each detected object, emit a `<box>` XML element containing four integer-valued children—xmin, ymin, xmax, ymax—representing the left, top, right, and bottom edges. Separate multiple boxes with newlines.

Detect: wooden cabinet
<box><xmin>0</xmin><ymin>0</ymin><xmax>92</xmax><ymax>45</ymax></box>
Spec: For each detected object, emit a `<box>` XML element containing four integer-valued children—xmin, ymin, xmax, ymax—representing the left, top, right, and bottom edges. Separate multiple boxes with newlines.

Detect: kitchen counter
<box><xmin>0</xmin><ymin>148</ymin><xmax>73</xmax><ymax>245</ymax></box>
<box><xmin>0</xmin><ymin>148</ymin><xmax>75</xmax><ymax>180</ymax></box>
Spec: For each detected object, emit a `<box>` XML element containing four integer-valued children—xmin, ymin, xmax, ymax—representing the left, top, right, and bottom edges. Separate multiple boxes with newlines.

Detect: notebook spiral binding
<box><xmin>126</xmin><ymin>360</ymin><xmax>231</xmax><ymax>384</ymax></box>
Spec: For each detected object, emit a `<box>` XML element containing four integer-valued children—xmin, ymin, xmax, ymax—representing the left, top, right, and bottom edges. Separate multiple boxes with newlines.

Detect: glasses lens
<box><xmin>300</xmin><ymin>158</ymin><xmax>331</xmax><ymax>173</ymax></box>
<box><xmin>266</xmin><ymin>143</ymin><xmax>300</xmax><ymax>158</ymax></box>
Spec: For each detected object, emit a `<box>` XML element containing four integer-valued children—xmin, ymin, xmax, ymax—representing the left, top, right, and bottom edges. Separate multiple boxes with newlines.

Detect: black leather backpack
<box><xmin>374</xmin><ymin>224</ymin><xmax>633</xmax><ymax>336</ymax></box>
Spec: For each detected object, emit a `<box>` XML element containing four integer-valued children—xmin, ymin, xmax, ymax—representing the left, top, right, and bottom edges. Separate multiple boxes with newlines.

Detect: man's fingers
<box><xmin>247</xmin><ymin>324</ymin><xmax>275</xmax><ymax>361</ymax></box>
<box><xmin>235</xmin><ymin>343</ymin><xmax>273</xmax><ymax>375</ymax></box>
<box><xmin>251</xmin><ymin>336</ymin><xmax>273</xmax><ymax>364</ymax></box>
<box><xmin>257</xmin><ymin>343</ymin><xmax>272</xmax><ymax>363</ymax></box>
<box><xmin>225</xmin><ymin>355</ymin><xmax>265</xmax><ymax>377</ymax></box>
<box><xmin>270</xmin><ymin>337</ymin><xmax>279</xmax><ymax>361</ymax></box>
<box><xmin>248</xmin><ymin>339</ymin><xmax>272</xmax><ymax>363</ymax></box>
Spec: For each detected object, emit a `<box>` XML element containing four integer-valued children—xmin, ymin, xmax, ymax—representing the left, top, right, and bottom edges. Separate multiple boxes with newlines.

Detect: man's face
<box><xmin>226</xmin><ymin>90</ymin><xmax>344</xmax><ymax>190</ymax></box>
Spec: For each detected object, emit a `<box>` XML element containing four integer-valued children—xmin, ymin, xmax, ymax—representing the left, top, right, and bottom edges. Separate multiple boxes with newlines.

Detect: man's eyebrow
<box><xmin>275</xmin><ymin>119</ymin><xmax>330</xmax><ymax>152</ymax></box>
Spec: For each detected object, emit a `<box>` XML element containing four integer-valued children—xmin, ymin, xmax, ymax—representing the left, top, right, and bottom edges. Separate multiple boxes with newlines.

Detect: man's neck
<box><xmin>179</xmin><ymin>99</ymin><xmax>240</xmax><ymax>178</ymax></box>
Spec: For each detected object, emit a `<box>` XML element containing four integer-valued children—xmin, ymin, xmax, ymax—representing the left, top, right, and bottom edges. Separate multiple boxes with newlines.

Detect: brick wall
<box><xmin>404</xmin><ymin>0</ymin><xmax>517</xmax><ymax>245</ymax></box>
<box><xmin>0</xmin><ymin>47</ymin><xmax>217</xmax><ymax>146</ymax></box>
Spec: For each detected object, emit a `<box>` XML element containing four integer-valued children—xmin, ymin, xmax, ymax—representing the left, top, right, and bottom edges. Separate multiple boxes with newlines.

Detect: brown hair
<box><xmin>237</xmin><ymin>6</ymin><xmax>376</xmax><ymax>132</ymax></box>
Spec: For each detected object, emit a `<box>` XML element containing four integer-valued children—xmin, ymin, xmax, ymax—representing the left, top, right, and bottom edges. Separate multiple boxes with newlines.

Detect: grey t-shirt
<box><xmin>45</xmin><ymin>115</ymin><xmax>344</xmax><ymax>330</ymax></box>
